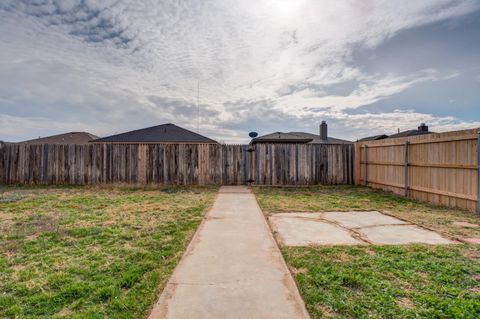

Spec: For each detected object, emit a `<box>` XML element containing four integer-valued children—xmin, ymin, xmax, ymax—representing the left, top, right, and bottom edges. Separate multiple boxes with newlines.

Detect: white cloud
<box><xmin>275</xmin><ymin>69</ymin><xmax>459</xmax><ymax>114</ymax></box>
<box><xmin>337</xmin><ymin>110</ymin><xmax>480</xmax><ymax>139</ymax></box>
<box><xmin>0</xmin><ymin>0</ymin><xmax>479</xmax><ymax>142</ymax></box>
<box><xmin>0</xmin><ymin>114</ymin><xmax>104</xmax><ymax>141</ymax></box>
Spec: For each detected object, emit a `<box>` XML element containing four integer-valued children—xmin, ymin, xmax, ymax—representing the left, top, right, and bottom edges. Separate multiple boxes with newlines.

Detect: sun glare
<box><xmin>272</xmin><ymin>0</ymin><xmax>304</xmax><ymax>17</ymax></box>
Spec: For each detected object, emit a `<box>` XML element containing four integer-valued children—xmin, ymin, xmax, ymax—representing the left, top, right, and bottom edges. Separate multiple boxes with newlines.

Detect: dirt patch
<box><xmin>290</xmin><ymin>267</ymin><xmax>308</xmax><ymax>275</ymax></box>
<box><xmin>5</xmin><ymin>213</ymin><xmax>62</xmax><ymax>239</ymax></box>
<box><xmin>461</xmin><ymin>238</ymin><xmax>480</xmax><ymax>244</ymax></box>
<box><xmin>314</xmin><ymin>305</ymin><xmax>337</xmax><ymax>318</ymax></box>
<box><xmin>397</xmin><ymin>297</ymin><xmax>415</xmax><ymax>309</ymax></box>
<box><xmin>453</xmin><ymin>221</ymin><xmax>480</xmax><ymax>228</ymax></box>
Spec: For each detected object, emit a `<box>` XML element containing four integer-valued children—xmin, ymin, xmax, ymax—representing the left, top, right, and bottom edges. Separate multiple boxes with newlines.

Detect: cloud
<box><xmin>0</xmin><ymin>113</ymin><xmax>104</xmax><ymax>141</ymax></box>
<box><xmin>1</xmin><ymin>0</ymin><xmax>132</xmax><ymax>47</ymax></box>
<box><xmin>275</xmin><ymin>69</ymin><xmax>459</xmax><ymax>114</ymax></box>
<box><xmin>0</xmin><ymin>0</ymin><xmax>479</xmax><ymax>142</ymax></box>
<box><xmin>337</xmin><ymin>109</ymin><xmax>480</xmax><ymax>139</ymax></box>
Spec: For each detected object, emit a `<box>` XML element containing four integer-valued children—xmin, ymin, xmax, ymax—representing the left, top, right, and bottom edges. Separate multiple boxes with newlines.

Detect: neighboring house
<box><xmin>250</xmin><ymin>121</ymin><xmax>352</xmax><ymax>144</ymax></box>
<box><xmin>90</xmin><ymin>123</ymin><xmax>218</xmax><ymax>144</ymax></box>
<box><xmin>357</xmin><ymin>123</ymin><xmax>433</xmax><ymax>142</ymax></box>
<box><xmin>357</xmin><ymin>134</ymin><xmax>389</xmax><ymax>142</ymax></box>
<box><xmin>387</xmin><ymin>123</ymin><xmax>432</xmax><ymax>139</ymax></box>
<box><xmin>18</xmin><ymin>132</ymin><xmax>98</xmax><ymax>144</ymax></box>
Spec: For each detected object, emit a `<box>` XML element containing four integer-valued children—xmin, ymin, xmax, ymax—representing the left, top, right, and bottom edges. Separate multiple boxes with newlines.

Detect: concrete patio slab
<box><xmin>269</xmin><ymin>215</ymin><xmax>363</xmax><ymax>246</ymax></box>
<box><xmin>322</xmin><ymin>211</ymin><xmax>408</xmax><ymax>228</ymax></box>
<box><xmin>269</xmin><ymin>211</ymin><xmax>456</xmax><ymax>246</ymax></box>
<box><xmin>148</xmin><ymin>186</ymin><xmax>310</xmax><ymax>319</ymax></box>
<box><xmin>359</xmin><ymin>225</ymin><xmax>455</xmax><ymax>245</ymax></box>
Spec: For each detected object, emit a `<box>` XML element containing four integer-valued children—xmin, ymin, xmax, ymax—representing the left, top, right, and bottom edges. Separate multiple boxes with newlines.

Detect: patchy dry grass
<box><xmin>0</xmin><ymin>185</ymin><xmax>217</xmax><ymax>319</ymax></box>
<box><xmin>254</xmin><ymin>185</ymin><xmax>480</xmax><ymax>318</ymax></box>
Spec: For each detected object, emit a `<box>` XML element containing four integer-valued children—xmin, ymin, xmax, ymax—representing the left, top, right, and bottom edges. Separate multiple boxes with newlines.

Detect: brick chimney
<box><xmin>418</xmin><ymin>123</ymin><xmax>428</xmax><ymax>132</ymax></box>
<box><xmin>320</xmin><ymin>121</ymin><xmax>328</xmax><ymax>140</ymax></box>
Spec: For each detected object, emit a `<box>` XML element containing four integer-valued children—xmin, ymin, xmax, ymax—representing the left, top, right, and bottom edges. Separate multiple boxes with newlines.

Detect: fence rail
<box><xmin>0</xmin><ymin>143</ymin><xmax>354</xmax><ymax>186</ymax></box>
<box><xmin>355</xmin><ymin>128</ymin><xmax>480</xmax><ymax>214</ymax></box>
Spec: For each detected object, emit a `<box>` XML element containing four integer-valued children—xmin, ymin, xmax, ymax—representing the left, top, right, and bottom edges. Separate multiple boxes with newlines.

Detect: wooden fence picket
<box><xmin>0</xmin><ymin>143</ymin><xmax>354</xmax><ymax>186</ymax></box>
<box><xmin>355</xmin><ymin>128</ymin><xmax>480</xmax><ymax>213</ymax></box>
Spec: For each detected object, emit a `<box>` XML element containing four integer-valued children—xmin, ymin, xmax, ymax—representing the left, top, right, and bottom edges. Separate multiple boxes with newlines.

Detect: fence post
<box><xmin>363</xmin><ymin>145</ymin><xmax>368</xmax><ymax>186</ymax></box>
<box><xmin>404</xmin><ymin>141</ymin><xmax>410</xmax><ymax>197</ymax></box>
<box><xmin>477</xmin><ymin>131</ymin><xmax>480</xmax><ymax>214</ymax></box>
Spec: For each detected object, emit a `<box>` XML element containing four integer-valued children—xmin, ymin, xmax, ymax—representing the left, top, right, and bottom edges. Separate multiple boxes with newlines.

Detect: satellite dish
<box><xmin>249</xmin><ymin>132</ymin><xmax>258</xmax><ymax>138</ymax></box>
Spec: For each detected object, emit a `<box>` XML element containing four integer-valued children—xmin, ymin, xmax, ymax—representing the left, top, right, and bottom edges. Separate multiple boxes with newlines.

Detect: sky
<box><xmin>0</xmin><ymin>0</ymin><xmax>480</xmax><ymax>143</ymax></box>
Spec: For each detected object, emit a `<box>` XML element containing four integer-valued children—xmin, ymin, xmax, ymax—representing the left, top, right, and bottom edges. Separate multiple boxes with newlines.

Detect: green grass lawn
<box><xmin>0</xmin><ymin>185</ymin><xmax>217</xmax><ymax>319</ymax></box>
<box><xmin>254</xmin><ymin>185</ymin><xmax>480</xmax><ymax>319</ymax></box>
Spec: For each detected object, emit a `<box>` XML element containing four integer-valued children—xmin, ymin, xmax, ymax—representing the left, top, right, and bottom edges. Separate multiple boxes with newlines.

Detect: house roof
<box><xmin>251</xmin><ymin>131</ymin><xmax>352</xmax><ymax>144</ymax></box>
<box><xmin>18</xmin><ymin>132</ymin><xmax>98</xmax><ymax>144</ymax></box>
<box><xmin>357</xmin><ymin>134</ymin><xmax>389</xmax><ymax>142</ymax></box>
<box><xmin>91</xmin><ymin>123</ymin><xmax>217</xmax><ymax>144</ymax></box>
<box><xmin>251</xmin><ymin>132</ymin><xmax>313</xmax><ymax>143</ymax></box>
<box><xmin>387</xmin><ymin>130</ymin><xmax>433</xmax><ymax>139</ymax></box>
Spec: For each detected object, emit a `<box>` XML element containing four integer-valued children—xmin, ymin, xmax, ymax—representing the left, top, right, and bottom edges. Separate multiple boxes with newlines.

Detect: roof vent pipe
<box><xmin>418</xmin><ymin>123</ymin><xmax>429</xmax><ymax>132</ymax></box>
<box><xmin>320</xmin><ymin>121</ymin><xmax>328</xmax><ymax>140</ymax></box>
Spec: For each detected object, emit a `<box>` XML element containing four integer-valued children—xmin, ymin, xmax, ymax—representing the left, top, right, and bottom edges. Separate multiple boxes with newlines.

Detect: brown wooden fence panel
<box><xmin>252</xmin><ymin>144</ymin><xmax>354</xmax><ymax>185</ymax></box>
<box><xmin>355</xmin><ymin>128</ymin><xmax>480</xmax><ymax>213</ymax></box>
<box><xmin>0</xmin><ymin>143</ymin><xmax>354</xmax><ymax>186</ymax></box>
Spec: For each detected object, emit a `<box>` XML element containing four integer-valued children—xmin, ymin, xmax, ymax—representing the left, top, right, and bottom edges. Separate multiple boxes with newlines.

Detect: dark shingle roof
<box><xmin>91</xmin><ymin>123</ymin><xmax>217</xmax><ymax>144</ymax></box>
<box><xmin>251</xmin><ymin>132</ymin><xmax>313</xmax><ymax>143</ymax></box>
<box><xmin>288</xmin><ymin>132</ymin><xmax>352</xmax><ymax>144</ymax></box>
<box><xmin>251</xmin><ymin>131</ymin><xmax>352</xmax><ymax>144</ymax></box>
<box><xmin>357</xmin><ymin>134</ymin><xmax>389</xmax><ymax>142</ymax></box>
<box><xmin>387</xmin><ymin>130</ymin><xmax>433</xmax><ymax>139</ymax></box>
<box><xmin>19</xmin><ymin>132</ymin><xmax>98</xmax><ymax>144</ymax></box>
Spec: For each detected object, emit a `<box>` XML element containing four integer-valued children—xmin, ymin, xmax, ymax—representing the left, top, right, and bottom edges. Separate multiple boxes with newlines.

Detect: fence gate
<box><xmin>223</xmin><ymin>145</ymin><xmax>255</xmax><ymax>185</ymax></box>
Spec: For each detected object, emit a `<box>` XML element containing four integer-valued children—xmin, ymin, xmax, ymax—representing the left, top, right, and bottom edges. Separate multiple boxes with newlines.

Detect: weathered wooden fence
<box><xmin>0</xmin><ymin>143</ymin><xmax>354</xmax><ymax>186</ymax></box>
<box><xmin>355</xmin><ymin>128</ymin><xmax>480</xmax><ymax>213</ymax></box>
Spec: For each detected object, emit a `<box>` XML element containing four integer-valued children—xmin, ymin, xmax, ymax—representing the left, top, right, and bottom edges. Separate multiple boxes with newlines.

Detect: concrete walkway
<box><xmin>148</xmin><ymin>186</ymin><xmax>310</xmax><ymax>319</ymax></box>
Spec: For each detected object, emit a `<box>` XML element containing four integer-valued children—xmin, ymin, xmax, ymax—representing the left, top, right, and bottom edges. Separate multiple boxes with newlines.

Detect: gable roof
<box><xmin>288</xmin><ymin>132</ymin><xmax>352</xmax><ymax>144</ymax></box>
<box><xmin>387</xmin><ymin>130</ymin><xmax>433</xmax><ymax>139</ymax></box>
<box><xmin>19</xmin><ymin>132</ymin><xmax>98</xmax><ymax>144</ymax></box>
<box><xmin>357</xmin><ymin>134</ymin><xmax>389</xmax><ymax>142</ymax></box>
<box><xmin>251</xmin><ymin>131</ymin><xmax>352</xmax><ymax>144</ymax></box>
<box><xmin>91</xmin><ymin>123</ymin><xmax>217</xmax><ymax>144</ymax></box>
<box><xmin>251</xmin><ymin>132</ymin><xmax>313</xmax><ymax>143</ymax></box>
